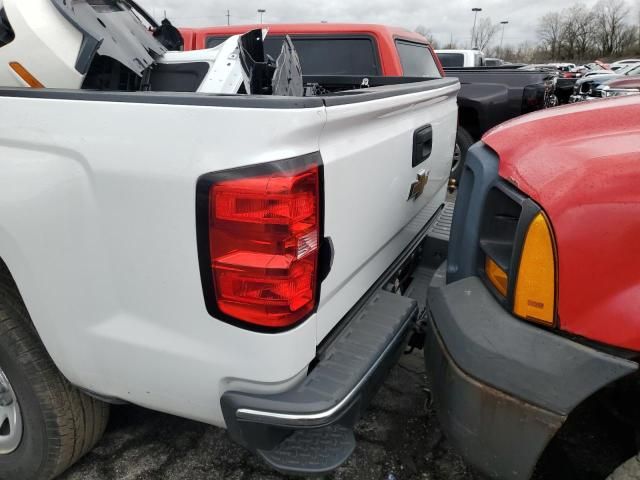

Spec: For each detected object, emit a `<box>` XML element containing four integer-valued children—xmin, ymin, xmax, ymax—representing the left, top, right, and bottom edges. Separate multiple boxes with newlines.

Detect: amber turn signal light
<box><xmin>9</xmin><ymin>62</ymin><xmax>44</xmax><ymax>88</ymax></box>
<box><xmin>513</xmin><ymin>212</ymin><xmax>556</xmax><ymax>325</ymax></box>
<box><xmin>485</xmin><ymin>256</ymin><xmax>508</xmax><ymax>297</ymax></box>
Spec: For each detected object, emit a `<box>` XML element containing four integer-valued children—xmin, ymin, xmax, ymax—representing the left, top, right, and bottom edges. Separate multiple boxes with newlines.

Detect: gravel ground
<box><xmin>60</xmin><ymin>352</ymin><xmax>473</xmax><ymax>480</ymax></box>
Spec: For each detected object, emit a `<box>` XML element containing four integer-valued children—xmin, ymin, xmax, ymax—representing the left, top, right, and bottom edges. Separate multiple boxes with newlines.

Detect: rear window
<box><xmin>206</xmin><ymin>36</ymin><xmax>229</xmax><ymax>49</ymax></box>
<box><xmin>206</xmin><ymin>35</ymin><xmax>380</xmax><ymax>75</ymax></box>
<box><xmin>395</xmin><ymin>40</ymin><xmax>441</xmax><ymax>77</ymax></box>
<box><xmin>437</xmin><ymin>53</ymin><xmax>464</xmax><ymax>68</ymax></box>
<box><xmin>0</xmin><ymin>7</ymin><xmax>14</xmax><ymax>48</ymax></box>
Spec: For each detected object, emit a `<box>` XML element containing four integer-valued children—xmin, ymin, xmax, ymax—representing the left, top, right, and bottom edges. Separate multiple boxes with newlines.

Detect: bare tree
<box><xmin>472</xmin><ymin>18</ymin><xmax>499</xmax><ymax>50</ymax></box>
<box><xmin>593</xmin><ymin>0</ymin><xmax>631</xmax><ymax>55</ymax></box>
<box><xmin>537</xmin><ymin>12</ymin><xmax>563</xmax><ymax>59</ymax></box>
<box><xmin>569</xmin><ymin>5</ymin><xmax>597</xmax><ymax>59</ymax></box>
<box><xmin>559</xmin><ymin>8</ymin><xmax>578</xmax><ymax>59</ymax></box>
<box><xmin>415</xmin><ymin>25</ymin><xmax>440</xmax><ymax>48</ymax></box>
<box><xmin>536</xmin><ymin>1</ymin><xmax>637</xmax><ymax>61</ymax></box>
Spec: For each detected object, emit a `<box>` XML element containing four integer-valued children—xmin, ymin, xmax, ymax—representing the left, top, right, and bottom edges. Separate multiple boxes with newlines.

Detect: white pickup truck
<box><xmin>0</xmin><ymin>1</ymin><xmax>459</xmax><ymax>478</ymax></box>
<box><xmin>435</xmin><ymin>49</ymin><xmax>486</xmax><ymax>68</ymax></box>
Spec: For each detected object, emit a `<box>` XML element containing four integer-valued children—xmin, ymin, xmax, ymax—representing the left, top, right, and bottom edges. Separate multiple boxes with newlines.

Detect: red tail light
<box><xmin>197</xmin><ymin>154</ymin><xmax>322</xmax><ymax>330</ymax></box>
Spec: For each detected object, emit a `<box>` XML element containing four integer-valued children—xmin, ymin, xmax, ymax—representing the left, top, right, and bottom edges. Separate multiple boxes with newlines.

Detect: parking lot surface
<box><xmin>60</xmin><ymin>352</ymin><xmax>473</xmax><ymax>480</ymax></box>
<box><xmin>56</xmin><ymin>346</ymin><xmax>634</xmax><ymax>480</ymax></box>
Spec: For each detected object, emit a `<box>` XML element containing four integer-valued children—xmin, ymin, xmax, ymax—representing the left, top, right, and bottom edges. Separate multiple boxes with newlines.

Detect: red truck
<box><xmin>425</xmin><ymin>96</ymin><xmax>640</xmax><ymax>479</ymax></box>
<box><xmin>180</xmin><ymin>24</ymin><xmax>557</xmax><ymax>183</ymax></box>
<box><xmin>180</xmin><ymin>24</ymin><xmax>439</xmax><ymax>77</ymax></box>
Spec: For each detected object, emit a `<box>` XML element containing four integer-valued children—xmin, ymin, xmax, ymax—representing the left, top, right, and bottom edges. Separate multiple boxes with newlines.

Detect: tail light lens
<box><xmin>197</xmin><ymin>154</ymin><xmax>322</xmax><ymax>331</ymax></box>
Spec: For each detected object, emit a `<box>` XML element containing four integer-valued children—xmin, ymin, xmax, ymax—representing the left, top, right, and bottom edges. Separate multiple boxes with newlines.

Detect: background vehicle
<box><xmin>425</xmin><ymin>96</ymin><xmax>640</xmax><ymax>480</ymax></box>
<box><xmin>596</xmin><ymin>76</ymin><xmax>640</xmax><ymax>97</ymax></box>
<box><xmin>484</xmin><ymin>58</ymin><xmax>505</xmax><ymax>67</ymax></box>
<box><xmin>181</xmin><ymin>23</ymin><xmax>443</xmax><ymax>77</ymax></box>
<box><xmin>516</xmin><ymin>64</ymin><xmax>582</xmax><ymax>104</ymax></box>
<box><xmin>0</xmin><ymin>3</ymin><xmax>461</xmax><ymax>479</ymax></box>
<box><xmin>550</xmin><ymin>62</ymin><xmax>576</xmax><ymax>72</ymax></box>
<box><xmin>611</xmin><ymin>59</ymin><xmax>640</xmax><ymax>70</ymax></box>
<box><xmin>571</xmin><ymin>63</ymin><xmax>640</xmax><ymax>101</ymax></box>
<box><xmin>435</xmin><ymin>49</ymin><xmax>485</xmax><ymax>68</ymax></box>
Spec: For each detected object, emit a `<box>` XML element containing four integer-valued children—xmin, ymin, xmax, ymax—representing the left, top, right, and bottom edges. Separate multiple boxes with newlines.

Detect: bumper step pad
<box><xmin>426</xmin><ymin>199</ymin><xmax>455</xmax><ymax>243</ymax></box>
<box><xmin>259</xmin><ymin>424</ymin><xmax>355</xmax><ymax>475</ymax></box>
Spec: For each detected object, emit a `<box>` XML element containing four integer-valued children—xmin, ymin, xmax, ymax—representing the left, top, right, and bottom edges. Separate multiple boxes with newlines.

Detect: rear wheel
<box><xmin>450</xmin><ymin>127</ymin><xmax>475</xmax><ymax>184</ymax></box>
<box><xmin>0</xmin><ymin>279</ymin><xmax>109</xmax><ymax>480</ymax></box>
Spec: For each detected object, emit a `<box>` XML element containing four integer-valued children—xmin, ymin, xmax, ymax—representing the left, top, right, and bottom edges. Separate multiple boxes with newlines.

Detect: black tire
<box><xmin>450</xmin><ymin>127</ymin><xmax>475</xmax><ymax>184</ymax></box>
<box><xmin>608</xmin><ymin>454</ymin><xmax>640</xmax><ymax>480</ymax></box>
<box><xmin>0</xmin><ymin>277</ymin><xmax>109</xmax><ymax>480</ymax></box>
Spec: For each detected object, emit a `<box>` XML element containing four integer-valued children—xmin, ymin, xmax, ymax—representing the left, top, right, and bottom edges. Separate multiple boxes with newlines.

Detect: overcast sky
<box><xmin>136</xmin><ymin>0</ymin><xmax>634</xmax><ymax>48</ymax></box>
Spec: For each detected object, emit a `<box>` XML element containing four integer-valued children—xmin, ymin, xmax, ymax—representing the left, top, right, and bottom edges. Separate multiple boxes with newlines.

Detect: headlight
<box><xmin>480</xmin><ymin>186</ymin><xmax>557</xmax><ymax>327</ymax></box>
<box><xmin>601</xmin><ymin>87</ymin><xmax>640</xmax><ymax>97</ymax></box>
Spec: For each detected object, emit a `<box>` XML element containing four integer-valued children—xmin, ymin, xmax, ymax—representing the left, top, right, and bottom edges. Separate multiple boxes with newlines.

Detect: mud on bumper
<box><xmin>425</xmin><ymin>266</ymin><xmax>637</xmax><ymax>480</ymax></box>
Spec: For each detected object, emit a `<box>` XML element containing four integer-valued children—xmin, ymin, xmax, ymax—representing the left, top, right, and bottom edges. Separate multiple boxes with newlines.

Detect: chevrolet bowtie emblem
<box><xmin>408</xmin><ymin>171</ymin><xmax>429</xmax><ymax>201</ymax></box>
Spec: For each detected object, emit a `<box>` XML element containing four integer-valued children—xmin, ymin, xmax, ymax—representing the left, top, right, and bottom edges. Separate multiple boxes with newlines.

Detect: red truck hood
<box><xmin>483</xmin><ymin>96</ymin><xmax>640</xmax><ymax>208</ymax></box>
<box><xmin>483</xmin><ymin>96</ymin><xmax>640</xmax><ymax>349</ymax></box>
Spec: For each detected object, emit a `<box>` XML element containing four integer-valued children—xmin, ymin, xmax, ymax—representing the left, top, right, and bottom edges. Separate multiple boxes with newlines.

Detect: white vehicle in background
<box><xmin>582</xmin><ymin>68</ymin><xmax>616</xmax><ymax>78</ymax></box>
<box><xmin>0</xmin><ymin>1</ymin><xmax>460</xmax><ymax>479</ymax></box>
<box><xmin>611</xmin><ymin>59</ymin><xmax>640</xmax><ymax>71</ymax></box>
<box><xmin>484</xmin><ymin>57</ymin><xmax>505</xmax><ymax>67</ymax></box>
<box><xmin>435</xmin><ymin>49</ymin><xmax>485</xmax><ymax>68</ymax></box>
<box><xmin>547</xmin><ymin>62</ymin><xmax>576</xmax><ymax>72</ymax></box>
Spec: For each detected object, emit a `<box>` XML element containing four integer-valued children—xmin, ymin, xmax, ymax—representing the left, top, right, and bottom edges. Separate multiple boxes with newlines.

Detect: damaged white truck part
<box><xmin>0</xmin><ymin>0</ymin><xmax>300</xmax><ymax>95</ymax></box>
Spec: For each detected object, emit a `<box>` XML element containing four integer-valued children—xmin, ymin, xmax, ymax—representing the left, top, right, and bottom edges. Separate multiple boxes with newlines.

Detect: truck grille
<box><xmin>580</xmin><ymin>82</ymin><xmax>593</xmax><ymax>94</ymax></box>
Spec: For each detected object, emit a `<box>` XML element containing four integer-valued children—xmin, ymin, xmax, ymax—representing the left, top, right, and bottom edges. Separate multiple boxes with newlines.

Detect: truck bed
<box><xmin>0</xmin><ymin>76</ymin><xmax>459</xmax><ymax>429</ymax></box>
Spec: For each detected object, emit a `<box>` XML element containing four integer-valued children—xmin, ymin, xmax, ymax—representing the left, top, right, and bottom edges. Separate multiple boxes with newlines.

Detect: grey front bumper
<box><xmin>425</xmin><ymin>267</ymin><xmax>637</xmax><ymax>480</ymax></box>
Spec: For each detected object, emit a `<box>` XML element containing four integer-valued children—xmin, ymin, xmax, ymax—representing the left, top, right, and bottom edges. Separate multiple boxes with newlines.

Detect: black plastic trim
<box><xmin>49</xmin><ymin>0</ymin><xmax>166</xmax><ymax>76</ymax></box>
<box><xmin>222</xmin><ymin>290</ymin><xmax>417</xmax><ymax>451</ymax></box>
<box><xmin>195</xmin><ymin>153</ymin><xmax>326</xmax><ymax>334</ymax></box>
<box><xmin>412</xmin><ymin>124</ymin><xmax>433</xmax><ymax>167</ymax></box>
<box><xmin>425</xmin><ymin>295</ymin><xmax>563</xmax><ymax>480</ymax></box>
<box><xmin>0</xmin><ymin>87</ymin><xmax>325</xmax><ymax>109</ymax></box>
<box><xmin>428</xmin><ymin>272</ymin><xmax>638</xmax><ymax>416</ymax></box>
<box><xmin>478</xmin><ymin>183</ymin><xmax>539</xmax><ymax>309</ymax></box>
<box><xmin>426</xmin><ymin>266</ymin><xmax>638</xmax><ymax>479</ymax></box>
<box><xmin>148</xmin><ymin>62</ymin><xmax>210</xmax><ymax>92</ymax></box>
<box><xmin>0</xmin><ymin>78</ymin><xmax>457</xmax><ymax>108</ymax></box>
<box><xmin>322</xmin><ymin>78</ymin><xmax>459</xmax><ymax>106</ymax></box>
<box><xmin>447</xmin><ymin>142</ymin><xmax>500</xmax><ymax>284</ymax></box>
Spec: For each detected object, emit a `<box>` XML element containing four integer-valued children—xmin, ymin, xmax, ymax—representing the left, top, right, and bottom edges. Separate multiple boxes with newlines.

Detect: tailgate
<box><xmin>316</xmin><ymin>78</ymin><xmax>460</xmax><ymax>341</ymax></box>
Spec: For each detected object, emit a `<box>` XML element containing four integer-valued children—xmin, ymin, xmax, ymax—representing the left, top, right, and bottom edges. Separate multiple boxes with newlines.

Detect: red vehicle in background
<box><xmin>425</xmin><ymin>96</ymin><xmax>640</xmax><ymax>479</ymax></box>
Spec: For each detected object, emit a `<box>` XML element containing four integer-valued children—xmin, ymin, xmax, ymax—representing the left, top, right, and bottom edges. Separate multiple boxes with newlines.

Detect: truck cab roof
<box><xmin>182</xmin><ymin>23</ymin><xmax>428</xmax><ymax>44</ymax></box>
